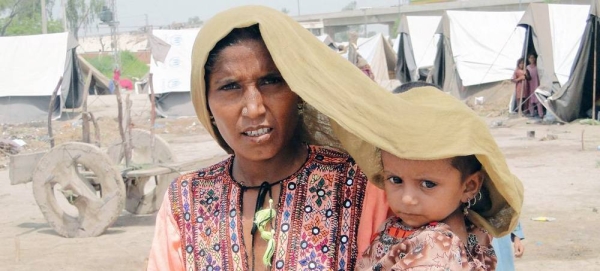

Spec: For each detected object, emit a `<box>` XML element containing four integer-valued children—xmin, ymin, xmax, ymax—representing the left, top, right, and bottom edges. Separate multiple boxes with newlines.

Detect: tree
<box><xmin>342</xmin><ymin>1</ymin><xmax>357</xmax><ymax>11</ymax></box>
<box><xmin>66</xmin><ymin>0</ymin><xmax>103</xmax><ymax>40</ymax></box>
<box><xmin>390</xmin><ymin>18</ymin><xmax>400</xmax><ymax>36</ymax></box>
<box><xmin>187</xmin><ymin>16</ymin><xmax>203</xmax><ymax>27</ymax></box>
<box><xmin>0</xmin><ymin>0</ymin><xmax>63</xmax><ymax>36</ymax></box>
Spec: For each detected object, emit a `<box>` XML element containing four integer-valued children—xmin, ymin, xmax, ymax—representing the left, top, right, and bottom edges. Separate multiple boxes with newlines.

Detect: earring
<box><xmin>209</xmin><ymin>116</ymin><xmax>216</xmax><ymax>126</ymax></box>
<box><xmin>463</xmin><ymin>200</ymin><xmax>471</xmax><ymax>216</ymax></box>
<box><xmin>470</xmin><ymin>191</ymin><xmax>482</xmax><ymax>206</ymax></box>
<box><xmin>297</xmin><ymin>102</ymin><xmax>304</xmax><ymax>115</ymax></box>
<box><xmin>463</xmin><ymin>191</ymin><xmax>481</xmax><ymax>216</ymax></box>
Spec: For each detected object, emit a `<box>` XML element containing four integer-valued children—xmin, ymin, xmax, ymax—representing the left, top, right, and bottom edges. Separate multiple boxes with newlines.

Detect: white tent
<box><xmin>430</xmin><ymin>11</ymin><xmax>526</xmax><ymax>98</ymax></box>
<box><xmin>316</xmin><ymin>34</ymin><xmax>338</xmax><ymax>50</ymax></box>
<box><xmin>396</xmin><ymin>15</ymin><xmax>441</xmax><ymax>83</ymax></box>
<box><xmin>0</xmin><ymin>32</ymin><xmax>82</xmax><ymax>123</ymax></box>
<box><xmin>357</xmin><ymin>34</ymin><xmax>399</xmax><ymax>90</ymax></box>
<box><xmin>519</xmin><ymin>3</ymin><xmax>591</xmax><ymax>122</ymax></box>
<box><xmin>150</xmin><ymin>29</ymin><xmax>200</xmax><ymax>117</ymax></box>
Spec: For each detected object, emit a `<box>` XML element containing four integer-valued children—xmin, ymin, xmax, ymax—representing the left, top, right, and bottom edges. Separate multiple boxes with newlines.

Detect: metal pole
<box><xmin>364</xmin><ymin>10</ymin><xmax>367</xmax><ymax>37</ymax></box>
<box><xmin>519</xmin><ymin>26</ymin><xmax>530</xmax><ymax>117</ymax></box>
<box><xmin>593</xmin><ymin>19</ymin><xmax>597</xmax><ymax>121</ymax></box>
<box><xmin>61</xmin><ymin>0</ymin><xmax>67</xmax><ymax>31</ymax></box>
<box><xmin>110</xmin><ymin>0</ymin><xmax>120</xmax><ymax>69</ymax></box>
<box><xmin>41</xmin><ymin>0</ymin><xmax>47</xmax><ymax>34</ymax></box>
<box><xmin>297</xmin><ymin>0</ymin><xmax>300</xmax><ymax>16</ymax></box>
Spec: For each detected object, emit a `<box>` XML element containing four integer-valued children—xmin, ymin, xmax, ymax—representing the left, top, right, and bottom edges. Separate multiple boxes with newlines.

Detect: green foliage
<box><xmin>391</xmin><ymin>18</ymin><xmax>400</xmax><ymax>36</ymax></box>
<box><xmin>2</xmin><ymin>17</ymin><xmax>63</xmax><ymax>35</ymax></box>
<box><xmin>0</xmin><ymin>0</ymin><xmax>63</xmax><ymax>36</ymax></box>
<box><xmin>87</xmin><ymin>51</ymin><xmax>149</xmax><ymax>80</ymax></box>
<box><xmin>66</xmin><ymin>0</ymin><xmax>103</xmax><ymax>39</ymax></box>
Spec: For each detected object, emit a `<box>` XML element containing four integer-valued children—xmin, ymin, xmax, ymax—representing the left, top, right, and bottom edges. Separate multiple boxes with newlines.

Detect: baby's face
<box><xmin>380</xmin><ymin>151</ymin><xmax>472</xmax><ymax>228</ymax></box>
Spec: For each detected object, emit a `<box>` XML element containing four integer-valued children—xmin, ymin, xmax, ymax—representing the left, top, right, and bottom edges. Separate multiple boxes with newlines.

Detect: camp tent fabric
<box><xmin>190</xmin><ymin>5</ymin><xmax>523</xmax><ymax>238</ymax></box>
<box><xmin>396</xmin><ymin>15</ymin><xmax>441</xmax><ymax>83</ymax></box>
<box><xmin>0</xmin><ymin>32</ymin><xmax>82</xmax><ymax>124</ymax></box>
<box><xmin>430</xmin><ymin>11</ymin><xmax>525</xmax><ymax>98</ymax></box>
<box><xmin>150</xmin><ymin>29</ymin><xmax>200</xmax><ymax>117</ymax></box>
<box><xmin>357</xmin><ymin>33</ymin><xmax>399</xmax><ymax>90</ymax></box>
<box><xmin>520</xmin><ymin>3</ymin><xmax>593</xmax><ymax>122</ymax></box>
<box><xmin>316</xmin><ymin>34</ymin><xmax>337</xmax><ymax>50</ymax></box>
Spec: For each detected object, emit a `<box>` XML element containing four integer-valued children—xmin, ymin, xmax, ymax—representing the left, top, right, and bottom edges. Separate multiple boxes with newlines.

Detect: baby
<box><xmin>358</xmin><ymin>82</ymin><xmax>500</xmax><ymax>270</ymax></box>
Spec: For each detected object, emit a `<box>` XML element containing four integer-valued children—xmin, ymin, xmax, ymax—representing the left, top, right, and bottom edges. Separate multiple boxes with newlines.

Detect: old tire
<box><xmin>32</xmin><ymin>142</ymin><xmax>125</xmax><ymax>238</ymax></box>
<box><xmin>107</xmin><ymin>129</ymin><xmax>177</xmax><ymax>214</ymax></box>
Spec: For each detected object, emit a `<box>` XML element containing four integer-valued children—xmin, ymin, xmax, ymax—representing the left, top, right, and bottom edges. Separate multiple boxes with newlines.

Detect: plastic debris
<box><xmin>531</xmin><ymin>216</ymin><xmax>556</xmax><ymax>222</ymax></box>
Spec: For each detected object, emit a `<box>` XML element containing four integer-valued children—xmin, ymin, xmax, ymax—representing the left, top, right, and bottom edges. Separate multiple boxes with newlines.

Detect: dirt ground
<box><xmin>1</xmin><ymin>94</ymin><xmax>600</xmax><ymax>270</ymax></box>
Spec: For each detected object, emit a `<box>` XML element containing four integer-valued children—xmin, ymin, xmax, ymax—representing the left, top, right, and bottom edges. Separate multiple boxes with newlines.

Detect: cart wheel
<box><xmin>32</xmin><ymin>142</ymin><xmax>125</xmax><ymax>238</ymax></box>
<box><xmin>107</xmin><ymin>129</ymin><xmax>178</xmax><ymax>215</ymax></box>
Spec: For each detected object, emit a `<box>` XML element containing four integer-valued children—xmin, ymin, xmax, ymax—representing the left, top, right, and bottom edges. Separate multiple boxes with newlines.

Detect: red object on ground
<box><xmin>119</xmin><ymin>78</ymin><xmax>133</xmax><ymax>90</ymax></box>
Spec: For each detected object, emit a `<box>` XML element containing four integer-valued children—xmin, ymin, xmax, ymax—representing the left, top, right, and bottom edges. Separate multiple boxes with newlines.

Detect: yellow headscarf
<box><xmin>190</xmin><ymin>5</ymin><xmax>523</xmax><ymax>237</ymax></box>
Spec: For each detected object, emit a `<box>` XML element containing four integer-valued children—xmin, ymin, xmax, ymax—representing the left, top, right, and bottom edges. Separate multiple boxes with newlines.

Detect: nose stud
<box><xmin>242</xmin><ymin>107</ymin><xmax>249</xmax><ymax>116</ymax></box>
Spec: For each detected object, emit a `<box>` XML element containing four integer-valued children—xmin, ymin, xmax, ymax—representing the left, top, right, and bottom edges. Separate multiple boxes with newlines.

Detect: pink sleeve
<box><xmin>147</xmin><ymin>193</ymin><xmax>185</xmax><ymax>271</ymax></box>
<box><xmin>357</xmin><ymin>182</ymin><xmax>391</xmax><ymax>258</ymax></box>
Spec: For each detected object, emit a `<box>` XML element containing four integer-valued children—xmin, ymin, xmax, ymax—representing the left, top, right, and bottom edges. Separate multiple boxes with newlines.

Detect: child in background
<box><xmin>512</xmin><ymin>58</ymin><xmax>530</xmax><ymax>114</ymax></box>
<box><xmin>527</xmin><ymin>54</ymin><xmax>544</xmax><ymax>118</ymax></box>
<box><xmin>357</xmin><ymin>82</ymin><xmax>524</xmax><ymax>270</ymax></box>
<box><xmin>493</xmin><ymin>222</ymin><xmax>525</xmax><ymax>271</ymax></box>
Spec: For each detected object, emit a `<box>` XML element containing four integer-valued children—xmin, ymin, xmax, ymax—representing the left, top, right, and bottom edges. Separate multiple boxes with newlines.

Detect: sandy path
<box><xmin>490</xmin><ymin>117</ymin><xmax>600</xmax><ymax>270</ymax></box>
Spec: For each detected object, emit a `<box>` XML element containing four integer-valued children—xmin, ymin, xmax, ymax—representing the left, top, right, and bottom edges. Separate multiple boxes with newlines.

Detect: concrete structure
<box><xmin>294</xmin><ymin>0</ymin><xmax>590</xmax><ymax>38</ymax></box>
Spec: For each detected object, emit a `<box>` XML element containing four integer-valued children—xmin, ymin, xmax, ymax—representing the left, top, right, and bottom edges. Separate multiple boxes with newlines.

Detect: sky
<box><xmin>72</xmin><ymin>0</ymin><xmax>402</xmax><ymax>36</ymax></box>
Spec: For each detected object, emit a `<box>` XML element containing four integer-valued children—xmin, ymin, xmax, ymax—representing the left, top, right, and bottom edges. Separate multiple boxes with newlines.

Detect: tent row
<box><xmin>3</xmin><ymin>2</ymin><xmax>598</xmax><ymax>123</ymax></box>
<box><xmin>400</xmin><ymin>2</ymin><xmax>598</xmax><ymax>122</ymax></box>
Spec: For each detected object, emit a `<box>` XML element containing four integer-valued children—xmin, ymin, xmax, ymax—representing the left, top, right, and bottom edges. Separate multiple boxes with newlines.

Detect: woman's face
<box><xmin>206</xmin><ymin>39</ymin><xmax>300</xmax><ymax>161</ymax></box>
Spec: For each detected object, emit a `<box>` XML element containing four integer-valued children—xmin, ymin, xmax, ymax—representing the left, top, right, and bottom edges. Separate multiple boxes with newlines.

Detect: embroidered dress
<box><xmin>161</xmin><ymin>145</ymin><xmax>367</xmax><ymax>270</ymax></box>
<box><xmin>358</xmin><ymin>217</ymin><xmax>497</xmax><ymax>271</ymax></box>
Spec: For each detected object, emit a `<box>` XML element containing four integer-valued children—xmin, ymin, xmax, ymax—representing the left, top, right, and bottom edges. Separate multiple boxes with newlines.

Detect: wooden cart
<box><xmin>8</xmin><ymin>74</ymin><xmax>224</xmax><ymax>238</ymax></box>
<box><xmin>9</xmin><ymin>129</ymin><xmax>224</xmax><ymax>238</ymax></box>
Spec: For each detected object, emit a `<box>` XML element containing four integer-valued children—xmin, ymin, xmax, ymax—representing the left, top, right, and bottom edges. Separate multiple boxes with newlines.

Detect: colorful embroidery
<box><xmin>169</xmin><ymin>145</ymin><xmax>367</xmax><ymax>270</ymax></box>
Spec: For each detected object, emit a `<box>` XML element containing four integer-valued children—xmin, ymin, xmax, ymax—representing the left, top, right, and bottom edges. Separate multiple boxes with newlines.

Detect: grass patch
<box><xmin>87</xmin><ymin>51</ymin><xmax>149</xmax><ymax>80</ymax></box>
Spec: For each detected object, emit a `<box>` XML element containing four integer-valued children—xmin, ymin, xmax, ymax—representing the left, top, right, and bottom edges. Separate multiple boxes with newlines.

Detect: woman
<box><xmin>148</xmin><ymin>6</ymin><xmax>390</xmax><ymax>270</ymax></box>
<box><xmin>149</xmin><ymin>6</ymin><xmax>523</xmax><ymax>271</ymax></box>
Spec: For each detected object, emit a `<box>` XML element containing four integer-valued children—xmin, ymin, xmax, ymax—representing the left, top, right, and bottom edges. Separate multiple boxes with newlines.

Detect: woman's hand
<box><xmin>513</xmin><ymin>238</ymin><xmax>524</xmax><ymax>258</ymax></box>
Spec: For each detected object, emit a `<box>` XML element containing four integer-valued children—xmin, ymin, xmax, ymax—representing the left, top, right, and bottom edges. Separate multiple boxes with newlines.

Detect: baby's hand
<box><xmin>513</xmin><ymin>238</ymin><xmax>524</xmax><ymax>258</ymax></box>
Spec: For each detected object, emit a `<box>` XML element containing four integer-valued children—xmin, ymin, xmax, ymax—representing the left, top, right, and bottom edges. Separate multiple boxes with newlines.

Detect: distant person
<box><xmin>527</xmin><ymin>54</ymin><xmax>544</xmax><ymax>118</ymax></box>
<box><xmin>357</xmin><ymin>55</ymin><xmax>375</xmax><ymax>81</ymax></box>
<box><xmin>493</xmin><ymin>221</ymin><xmax>525</xmax><ymax>271</ymax></box>
<box><xmin>586</xmin><ymin>96</ymin><xmax>600</xmax><ymax>120</ymax></box>
<box><xmin>512</xmin><ymin>58</ymin><xmax>530</xmax><ymax>114</ymax></box>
